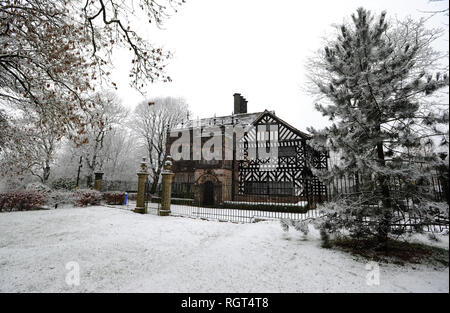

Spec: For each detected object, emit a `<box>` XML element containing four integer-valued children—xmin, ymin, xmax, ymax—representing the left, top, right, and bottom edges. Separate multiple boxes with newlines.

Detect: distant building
<box><xmin>166</xmin><ymin>93</ymin><xmax>328</xmax><ymax>207</ymax></box>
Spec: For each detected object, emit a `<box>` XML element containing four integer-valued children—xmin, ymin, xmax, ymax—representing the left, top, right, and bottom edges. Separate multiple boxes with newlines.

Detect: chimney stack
<box><xmin>233</xmin><ymin>93</ymin><xmax>248</xmax><ymax>114</ymax></box>
<box><xmin>242</xmin><ymin>97</ymin><xmax>247</xmax><ymax>114</ymax></box>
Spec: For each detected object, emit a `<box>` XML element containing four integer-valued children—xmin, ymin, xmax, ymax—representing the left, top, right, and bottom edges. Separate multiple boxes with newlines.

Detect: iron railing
<box><xmin>161</xmin><ymin>181</ymin><xmax>449</xmax><ymax>232</ymax></box>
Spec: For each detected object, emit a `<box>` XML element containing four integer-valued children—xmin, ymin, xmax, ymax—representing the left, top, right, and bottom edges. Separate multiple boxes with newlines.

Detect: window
<box><xmin>244</xmin><ymin>181</ymin><xmax>294</xmax><ymax>196</ymax></box>
<box><xmin>173</xmin><ymin>173</ymin><xmax>194</xmax><ymax>198</ymax></box>
<box><xmin>174</xmin><ymin>173</ymin><xmax>194</xmax><ymax>183</ymax></box>
<box><xmin>200</xmin><ymin>159</ymin><xmax>220</xmax><ymax>165</ymax></box>
<box><xmin>279</xmin><ymin>146</ymin><xmax>296</xmax><ymax>157</ymax></box>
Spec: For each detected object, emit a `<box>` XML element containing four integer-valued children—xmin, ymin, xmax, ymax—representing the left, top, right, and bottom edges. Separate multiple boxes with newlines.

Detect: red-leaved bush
<box><xmin>0</xmin><ymin>191</ymin><xmax>47</xmax><ymax>212</ymax></box>
<box><xmin>127</xmin><ymin>193</ymin><xmax>137</xmax><ymax>201</ymax></box>
<box><xmin>104</xmin><ymin>191</ymin><xmax>126</xmax><ymax>205</ymax></box>
<box><xmin>73</xmin><ymin>189</ymin><xmax>103</xmax><ymax>206</ymax></box>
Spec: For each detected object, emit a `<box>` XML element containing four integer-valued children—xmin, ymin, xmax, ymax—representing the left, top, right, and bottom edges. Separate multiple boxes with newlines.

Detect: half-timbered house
<box><xmin>166</xmin><ymin>93</ymin><xmax>328</xmax><ymax>208</ymax></box>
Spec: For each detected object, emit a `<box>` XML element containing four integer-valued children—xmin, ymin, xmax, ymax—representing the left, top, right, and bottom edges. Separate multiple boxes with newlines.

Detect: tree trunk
<box><xmin>150</xmin><ymin>179</ymin><xmax>159</xmax><ymax>194</ymax></box>
<box><xmin>42</xmin><ymin>165</ymin><xmax>50</xmax><ymax>183</ymax></box>
<box><xmin>376</xmin><ymin>141</ymin><xmax>392</xmax><ymax>249</ymax></box>
<box><xmin>86</xmin><ymin>175</ymin><xmax>93</xmax><ymax>188</ymax></box>
<box><xmin>150</xmin><ymin>167</ymin><xmax>162</xmax><ymax>194</ymax></box>
<box><xmin>42</xmin><ymin>154</ymin><xmax>51</xmax><ymax>183</ymax></box>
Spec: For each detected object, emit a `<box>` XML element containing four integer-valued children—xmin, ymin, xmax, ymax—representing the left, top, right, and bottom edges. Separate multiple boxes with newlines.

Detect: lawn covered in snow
<box><xmin>0</xmin><ymin>205</ymin><xmax>448</xmax><ymax>292</ymax></box>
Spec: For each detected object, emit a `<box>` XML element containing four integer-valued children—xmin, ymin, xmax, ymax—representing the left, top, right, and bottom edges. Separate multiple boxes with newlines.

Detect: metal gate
<box><xmin>144</xmin><ymin>178</ymin><xmax>160</xmax><ymax>215</ymax></box>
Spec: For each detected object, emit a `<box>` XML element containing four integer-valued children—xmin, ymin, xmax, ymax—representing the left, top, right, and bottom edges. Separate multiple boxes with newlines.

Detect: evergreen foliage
<box><xmin>306</xmin><ymin>8</ymin><xmax>449</xmax><ymax>246</ymax></box>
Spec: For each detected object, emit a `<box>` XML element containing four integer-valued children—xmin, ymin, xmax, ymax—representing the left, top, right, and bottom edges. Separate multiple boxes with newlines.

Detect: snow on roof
<box><xmin>172</xmin><ymin>111</ymin><xmax>274</xmax><ymax>130</ymax></box>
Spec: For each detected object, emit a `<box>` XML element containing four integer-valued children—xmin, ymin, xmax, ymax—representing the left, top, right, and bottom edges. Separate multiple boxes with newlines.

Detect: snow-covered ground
<box><xmin>0</xmin><ymin>206</ymin><xmax>448</xmax><ymax>293</ymax></box>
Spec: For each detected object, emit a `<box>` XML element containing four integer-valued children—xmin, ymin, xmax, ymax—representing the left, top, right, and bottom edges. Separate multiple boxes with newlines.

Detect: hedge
<box><xmin>149</xmin><ymin>197</ymin><xmax>308</xmax><ymax>212</ymax></box>
<box><xmin>0</xmin><ymin>191</ymin><xmax>47</xmax><ymax>212</ymax></box>
<box><xmin>151</xmin><ymin>196</ymin><xmax>195</xmax><ymax>206</ymax></box>
<box><xmin>127</xmin><ymin>193</ymin><xmax>137</xmax><ymax>201</ymax></box>
<box><xmin>221</xmin><ymin>201</ymin><xmax>309</xmax><ymax>213</ymax></box>
<box><xmin>104</xmin><ymin>191</ymin><xmax>126</xmax><ymax>205</ymax></box>
<box><xmin>47</xmin><ymin>190</ymin><xmax>76</xmax><ymax>207</ymax></box>
<box><xmin>73</xmin><ymin>189</ymin><xmax>102</xmax><ymax>206</ymax></box>
<box><xmin>51</xmin><ymin>177</ymin><xmax>77</xmax><ymax>190</ymax></box>
<box><xmin>0</xmin><ymin>189</ymin><xmax>108</xmax><ymax>212</ymax></box>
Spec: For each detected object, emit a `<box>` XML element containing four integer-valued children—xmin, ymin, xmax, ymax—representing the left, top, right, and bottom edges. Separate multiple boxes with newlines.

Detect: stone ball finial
<box><xmin>164</xmin><ymin>155</ymin><xmax>173</xmax><ymax>171</ymax></box>
<box><xmin>139</xmin><ymin>157</ymin><xmax>148</xmax><ymax>173</ymax></box>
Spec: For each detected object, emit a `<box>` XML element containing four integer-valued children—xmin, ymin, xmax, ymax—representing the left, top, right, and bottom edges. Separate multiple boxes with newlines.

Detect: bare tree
<box><xmin>0</xmin><ymin>113</ymin><xmax>32</xmax><ymax>179</ymax></box>
<box><xmin>0</xmin><ymin>108</ymin><xmax>62</xmax><ymax>183</ymax></box>
<box><xmin>0</xmin><ymin>0</ymin><xmax>183</xmax><ymax>144</ymax></box>
<box><xmin>132</xmin><ymin>97</ymin><xmax>188</xmax><ymax>193</ymax></box>
<box><xmin>420</xmin><ymin>0</ymin><xmax>449</xmax><ymax>21</ymax></box>
<box><xmin>101</xmin><ymin>127</ymin><xmax>139</xmax><ymax>182</ymax></box>
<box><xmin>75</xmin><ymin>91</ymin><xmax>128</xmax><ymax>186</ymax></box>
<box><xmin>27</xmin><ymin>118</ymin><xmax>63</xmax><ymax>183</ymax></box>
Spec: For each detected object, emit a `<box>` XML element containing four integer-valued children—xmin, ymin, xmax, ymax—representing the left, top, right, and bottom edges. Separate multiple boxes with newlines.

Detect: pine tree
<box><xmin>307</xmin><ymin>8</ymin><xmax>449</xmax><ymax>247</ymax></box>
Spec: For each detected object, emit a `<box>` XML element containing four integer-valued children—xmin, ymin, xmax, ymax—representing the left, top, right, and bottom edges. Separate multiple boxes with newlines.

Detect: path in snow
<box><xmin>0</xmin><ymin>206</ymin><xmax>448</xmax><ymax>292</ymax></box>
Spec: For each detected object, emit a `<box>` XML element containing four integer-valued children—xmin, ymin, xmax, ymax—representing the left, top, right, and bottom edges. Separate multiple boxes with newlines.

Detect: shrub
<box><xmin>151</xmin><ymin>197</ymin><xmax>194</xmax><ymax>206</ymax></box>
<box><xmin>127</xmin><ymin>193</ymin><xmax>137</xmax><ymax>201</ymax></box>
<box><xmin>171</xmin><ymin>198</ymin><xmax>194</xmax><ymax>206</ymax></box>
<box><xmin>222</xmin><ymin>201</ymin><xmax>308</xmax><ymax>213</ymax></box>
<box><xmin>51</xmin><ymin>177</ymin><xmax>76</xmax><ymax>190</ymax></box>
<box><xmin>104</xmin><ymin>191</ymin><xmax>126</xmax><ymax>205</ymax></box>
<box><xmin>47</xmin><ymin>190</ymin><xmax>76</xmax><ymax>207</ymax></box>
<box><xmin>25</xmin><ymin>182</ymin><xmax>51</xmax><ymax>193</ymax></box>
<box><xmin>73</xmin><ymin>189</ymin><xmax>102</xmax><ymax>206</ymax></box>
<box><xmin>0</xmin><ymin>191</ymin><xmax>47</xmax><ymax>212</ymax></box>
<box><xmin>280</xmin><ymin>219</ymin><xmax>310</xmax><ymax>235</ymax></box>
<box><xmin>320</xmin><ymin>228</ymin><xmax>332</xmax><ymax>248</ymax></box>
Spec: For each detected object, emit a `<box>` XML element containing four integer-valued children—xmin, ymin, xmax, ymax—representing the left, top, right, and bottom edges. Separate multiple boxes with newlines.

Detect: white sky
<box><xmin>111</xmin><ymin>0</ymin><xmax>449</xmax><ymax>132</ymax></box>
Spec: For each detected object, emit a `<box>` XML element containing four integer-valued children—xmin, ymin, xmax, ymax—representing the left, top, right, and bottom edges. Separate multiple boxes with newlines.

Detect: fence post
<box><xmin>134</xmin><ymin>158</ymin><xmax>149</xmax><ymax>214</ymax></box>
<box><xmin>93</xmin><ymin>171</ymin><xmax>104</xmax><ymax>191</ymax></box>
<box><xmin>160</xmin><ymin>156</ymin><xmax>174</xmax><ymax>216</ymax></box>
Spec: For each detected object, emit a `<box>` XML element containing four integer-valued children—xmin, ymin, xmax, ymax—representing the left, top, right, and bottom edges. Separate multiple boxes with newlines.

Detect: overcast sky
<box><xmin>111</xmin><ymin>0</ymin><xmax>449</xmax><ymax>132</ymax></box>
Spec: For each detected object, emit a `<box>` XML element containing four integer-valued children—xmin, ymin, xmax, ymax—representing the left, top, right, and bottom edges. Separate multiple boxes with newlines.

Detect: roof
<box><xmin>252</xmin><ymin>110</ymin><xmax>312</xmax><ymax>139</ymax></box>
<box><xmin>170</xmin><ymin>110</ymin><xmax>311</xmax><ymax>139</ymax></box>
<box><xmin>171</xmin><ymin>111</ymin><xmax>270</xmax><ymax>130</ymax></box>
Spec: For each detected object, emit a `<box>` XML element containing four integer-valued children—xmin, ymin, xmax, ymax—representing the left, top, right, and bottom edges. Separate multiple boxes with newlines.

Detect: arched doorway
<box><xmin>202</xmin><ymin>181</ymin><xmax>214</xmax><ymax>206</ymax></box>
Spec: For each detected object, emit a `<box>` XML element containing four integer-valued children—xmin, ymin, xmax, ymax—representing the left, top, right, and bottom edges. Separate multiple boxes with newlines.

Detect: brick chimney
<box><xmin>233</xmin><ymin>93</ymin><xmax>247</xmax><ymax>114</ymax></box>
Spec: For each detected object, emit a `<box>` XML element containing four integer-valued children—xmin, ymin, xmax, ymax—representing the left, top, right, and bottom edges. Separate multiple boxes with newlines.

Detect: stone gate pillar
<box><xmin>160</xmin><ymin>156</ymin><xmax>174</xmax><ymax>216</ymax></box>
<box><xmin>93</xmin><ymin>171</ymin><xmax>104</xmax><ymax>191</ymax></box>
<box><xmin>134</xmin><ymin>158</ymin><xmax>149</xmax><ymax>214</ymax></box>
<box><xmin>193</xmin><ymin>184</ymin><xmax>202</xmax><ymax>206</ymax></box>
